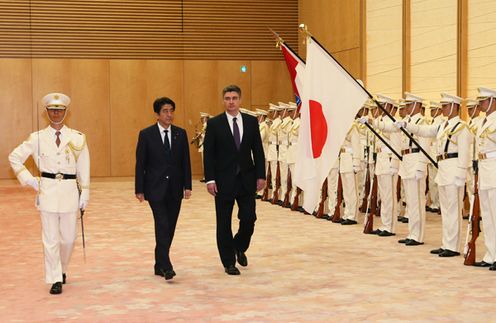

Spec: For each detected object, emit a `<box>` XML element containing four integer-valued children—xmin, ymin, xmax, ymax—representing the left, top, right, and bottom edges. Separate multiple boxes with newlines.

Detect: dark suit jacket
<box><xmin>203</xmin><ymin>112</ymin><xmax>265</xmax><ymax>199</ymax></box>
<box><xmin>135</xmin><ymin>124</ymin><xmax>192</xmax><ymax>201</ymax></box>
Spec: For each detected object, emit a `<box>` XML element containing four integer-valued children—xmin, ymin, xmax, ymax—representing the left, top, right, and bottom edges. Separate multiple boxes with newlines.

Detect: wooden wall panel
<box><xmin>68</xmin><ymin>60</ymin><xmax>111</xmax><ymax>177</ymax></box>
<box><xmin>298</xmin><ymin>0</ymin><xmax>363</xmax><ymax>78</ymax></box>
<box><xmin>109</xmin><ymin>60</ymin><xmax>149</xmax><ymax>177</ymax></box>
<box><xmin>0</xmin><ymin>59</ymin><xmax>32</xmax><ymax>178</ymax></box>
<box><xmin>251</xmin><ymin>60</ymin><xmax>294</xmax><ymax>109</ymax></box>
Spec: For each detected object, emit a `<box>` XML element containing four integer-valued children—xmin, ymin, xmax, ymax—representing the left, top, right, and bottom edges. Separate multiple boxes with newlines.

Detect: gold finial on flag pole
<box><xmin>268</xmin><ymin>27</ymin><xmax>284</xmax><ymax>48</ymax></box>
<box><xmin>298</xmin><ymin>23</ymin><xmax>312</xmax><ymax>44</ymax></box>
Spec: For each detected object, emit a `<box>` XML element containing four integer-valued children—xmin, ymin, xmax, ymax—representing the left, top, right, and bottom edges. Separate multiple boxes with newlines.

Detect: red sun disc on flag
<box><xmin>309</xmin><ymin>100</ymin><xmax>328</xmax><ymax>158</ymax></box>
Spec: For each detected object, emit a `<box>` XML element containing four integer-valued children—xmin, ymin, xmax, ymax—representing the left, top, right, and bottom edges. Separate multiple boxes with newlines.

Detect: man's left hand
<box><xmin>184</xmin><ymin>189</ymin><xmax>192</xmax><ymax>199</ymax></box>
<box><xmin>256</xmin><ymin>179</ymin><xmax>266</xmax><ymax>191</ymax></box>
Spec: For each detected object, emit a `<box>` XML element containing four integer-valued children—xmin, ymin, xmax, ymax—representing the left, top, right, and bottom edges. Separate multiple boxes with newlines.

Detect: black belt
<box><xmin>41</xmin><ymin>172</ymin><xmax>76</xmax><ymax>180</ymax></box>
<box><xmin>401</xmin><ymin>148</ymin><xmax>420</xmax><ymax>155</ymax></box>
<box><xmin>437</xmin><ymin>152</ymin><xmax>458</xmax><ymax>162</ymax></box>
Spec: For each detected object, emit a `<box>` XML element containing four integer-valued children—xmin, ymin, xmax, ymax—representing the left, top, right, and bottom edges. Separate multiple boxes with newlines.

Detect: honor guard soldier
<box><xmin>267</xmin><ymin>104</ymin><xmax>282</xmax><ymax>201</ymax></box>
<box><xmin>377</xmin><ymin>93</ymin><xmax>431</xmax><ymax>245</ymax></box>
<box><xmin>465</xmin><ymin>99</ymin><xmax>484</xmax><ymax>209</ymax></box>
<box><xmin>276</xmin><ymin>102</ymin><xmax>293</xmax><ymax>205</ymax></box>
<box><xmin>287</xmin><ymin>105</ymin><xmax>303</xmax><ymax>209</ymax></box>
<box><xmin>9</xmin><ymin>93</ymin><xmax>90</xmax><ymax>295</ymax></box>
<box><xmin>473</xmin><ymin>87</ymin><xmax>496</xmax><ymax>270</ymax></box>
<box><xmin>369</xmin><ymin>94</ymin><xmax>402</xmax><ymax>236</ymax></box>
<box><xmin>404</xmin><ymin>93</ymin><xmax>471</xmax><ymax>257</ymax></box>
<box><xmin>425</xmin><ymin>102</ymin><xmax>445</xmax><ymax>214</ymax></box>
<box><xmin>198</xmin><ymin>112</ymin><xmax>210</xmax><ymax>182</ymax></box>
<box><xmin>256</xmin><ymin>108</ymin><xmax>269</xmax><ymax>198</ymax></box>
<box><xmin>338</xmin><ymin>107</ymin><xmax>364</xmax><ymax>225</ymax></box>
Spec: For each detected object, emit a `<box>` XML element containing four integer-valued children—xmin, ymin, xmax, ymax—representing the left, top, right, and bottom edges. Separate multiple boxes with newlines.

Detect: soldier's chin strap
<box><xmin>46</xmin><ymin>108</ymin><xmax>68</xmax><ymax>125</ymax></box>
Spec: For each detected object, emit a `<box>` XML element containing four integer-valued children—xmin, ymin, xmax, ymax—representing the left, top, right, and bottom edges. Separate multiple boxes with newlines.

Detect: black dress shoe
<box><xmin>341</xmin><ymin>219</ymin><xmax>358</xmax><ymax>225</ymax></box>
<box><xmin>369</xmin><ymin>229</ymin><xmax>382</xmax><ymax>235</ymax></box>
<box><xmin>462</xmin><ymin>215</ymin><xmax>469</xmax><ymax>220</ymax></box>
<box><xmin>154</xmin><ymin>270</ymin><xmax>164</xmax><ymax>277</ymax></box>
<box><xmin>224</xmin><ymin>265</ymin><xmax>240</xmax><ymax>275</ymax></box>
<box><xmin>430</xmin><ymin>248</ymin><xmax>444</xmax><ymax>255</ymax></box>
<box><xmin>62</xmin><ymin>273</ymin><xmax>66</xmax><ymax>284</ymax></box>
<box><xmin>429</xmin><ymin>208</ymin><xmax>440</xmax><ymax>214</ymax></box>
<box><xmin>439</xmin><ymin>250</ymin><xmax>460</xmax><ymax>257</ymax></box>
<box><xmin>236</xmin><ymin>250</ymin><xmax>248</xmax><ymax>267</ymax></box>
<box><xmin>425</xmin><ymin>206</ymin><xmax>433</xmax><ymax>212</ymax></box>
<box><xmin>473</xmin><ymin>261</ymin><xmax>492</xmax><ymax>267</ymax></box>
<box><xmin>162</xmin><ymin>269</ymin><xmax>176</xmax><ymax>280</ymax></box>
<box><xmin>401</xmin><ymin>217</ymin><xmax>409</xmax><ymax>223</ymax></box>
<box><xmin>489</xmin><ymin>263</ymin><xmax>496</xmax><ymax>271</ymax></box>
<box><xmin>398</xmin><ymin>238</ymin><xmax>411</xmax><ymax>244</ymax></box>
<box><xmin>49</xmin><ymin>282</ymin><xmax>62</xmax><ymax>295</ymax></box>
<box><xmin>378</xmin><ymin>230</ymin><xmax>395</xmax><ymax>237</ymax></box>
<box><xmin>405</xmin><ymin>239</ymin><xmax>424</xmax><ymax>246</ymax></box>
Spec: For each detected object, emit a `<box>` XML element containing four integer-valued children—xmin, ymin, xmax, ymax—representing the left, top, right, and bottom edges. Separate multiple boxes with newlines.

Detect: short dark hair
<box><xmin>222</xmin><ymin>85</ymin><xmax>241</xmax><ymax>98</ymax></box>
<box><xmin>153</xmin><ymin>97</ymin><xmax>175</xmax><ymax>114</ymax></box>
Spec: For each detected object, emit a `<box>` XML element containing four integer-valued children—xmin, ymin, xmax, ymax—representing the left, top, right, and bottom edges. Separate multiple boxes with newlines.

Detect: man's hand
<box><xmin>27</xmin><ymin>177</ymin><xmax>39</xmax><ymax>192</ymax></box>
<box><xmin>184</xmin><ymin>189</ymin><xmax>192</xmax><ymax>199</ymax></box>
<box><xmin>207</xmin><ymin>183</ymin><xmax>217</xmax><ymax>196</ymax></box>
<box><xmin>79</xmin><ymin>199</ymin><xmax>89</xmax><ymax>210</ymax></box>
<box><xmin>135</xmin><ymin>193</ymin><xmax>145</xmax><ymax>203</ymax></box>
<box><xmin>256</xmin><ymin>179</ymin><xmax>266</xmax><ymax>191</ymax></box>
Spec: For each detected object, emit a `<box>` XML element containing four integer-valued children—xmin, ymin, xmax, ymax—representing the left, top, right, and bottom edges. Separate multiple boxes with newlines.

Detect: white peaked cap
<box><xmin>440</xmin><ymin>93</ymin><xmax>462</xmax><ymax>105</ymax></box>
<box><xmin>288</xmin><ymin>102</ymin><xmax>297</xmax><ymax>108</ymax></box>
<box><xmin>465</xmin><ymin>99</ymin><xmax>478</xmax><ymax>107</ymax></box>
<box><xmin>269</xmin><ymin>103</ymin><xmax>280</xmax><ymax>111</ymax></box>
<box><xmin>200</xmin><ymin>112</ymin><xmax>209</xmax><ymax>117</ymax></box>
<box><xmin>42</xmin><ymin>92</ymin><xmax>70</xmax><ymax>109</ymax></box>
<box><xmin>240</xmin><ymin>108</ymin><xmax>249</xmax><ymax>113</ymax></box>
<box><xmin>256</xmin><ymin>109</ymin><xmax>268</xmax><ymax>116</ymax></box>
<box><xmin>404</xmin><ymin>92</ymin><xmax>423</xmax><ymax>103</ymax></box>
<box><xmin>245</xmin><ymin>110</ymin><xmax>257</xmax><ymax>117</ymax></box>
<box><xmin>478</xmin><ymin>87</ymin><xmax>496</xmax><ymax>99</ymax></box>
<box><xmin>429</xmin><ymin>101</ymin><xmax>440</xmax><ymax>109</ymax></box>
<box><xmin>377</xmin><ymin>94</ymin><xmax>395</xmax><ymax>105</ymax></box>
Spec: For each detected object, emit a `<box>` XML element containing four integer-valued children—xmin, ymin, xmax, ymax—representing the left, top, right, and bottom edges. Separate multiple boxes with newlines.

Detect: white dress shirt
<box><xmin>157</xmin><ymin>122</ymin><xmax>172</xmax><ymax>148</ymax></box>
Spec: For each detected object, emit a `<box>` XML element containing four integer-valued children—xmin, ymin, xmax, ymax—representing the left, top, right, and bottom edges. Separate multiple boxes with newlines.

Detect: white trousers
<box><xmin>269</xmin><ymin>160</ymin><xmax>278</xmax><ymax>198</ymax></box>
<box><xmin>428</xmin><ymin>164</ymin><xmax>440</xmax><ymax>208</ymax></box>
<box><xmin>438</xmin><ymin>185</ymin><xmax>463</xmax><ymax>252</ymax></box>
<box><xmin>279</xmin><ymin>161</ymin><xmax>288</xmax><ymax>201</ymax></box>
<box><xmin>479</xmin><ymin>188</ymin><xmax>496</xmax><ymax>264</ymax></box>
<box><xmin>378</xmin><ymin>174</ymin><xmax>398</xmax><ymax>233</ymax></box>
<box><xmin>404</xmin><ymin>177</ymin><xmax>427</xmax><ymax>242</ymax></box>
<box><xmin>341</xmin><ymin>172</ymin><xmax>359</xmax><ymax>221</ymax></box>
<box><xmin>40</xmin><ymin>211</ymin><xmax>78</xmax><ymax>284</ymax></box>
<box><xmin>327</xmin><ymin>167</ymin><xmax>339</xmax><ymax>212</ymax></box>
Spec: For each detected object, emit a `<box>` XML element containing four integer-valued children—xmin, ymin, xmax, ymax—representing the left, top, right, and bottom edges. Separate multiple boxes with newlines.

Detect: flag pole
<box><xmin>298</xmin><ymin>26</ymin><xmax>437</xmax><ymax>168</ymax></box>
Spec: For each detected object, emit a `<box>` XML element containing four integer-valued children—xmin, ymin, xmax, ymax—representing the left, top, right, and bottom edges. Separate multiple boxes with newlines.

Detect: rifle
<box><xmin>291</xmin><ymin>187</ymin><xmax>302</xmax><ymax>211</ymax></box>
<box><xmin>330</xmin><ymin>174</ymin><xmax>343</xmax><ymax>223</ymax></box>
<box><xmin>464</xmin><ymin>160</ymin><xmax>481</xmax><ymax>266</ymax></box>
<box><xmin>315</xmin><ymin>178</ymin><xmax>329</xmax><ymax>219</ymax></box>
<box><xmin>363</xmin><ymin>175</ymin><xmax>378</xmax><ymax>234</ymax></box>
<box><xmin>282</xmin><ymin>168</ymin><xmax>292</xmax><ymax>208</ymax></box>
<box><xmin>396</xmin><ymin>175</ymin><xmax>402</xmax><ymax>202</ymax></box>
<box><xmin>261</xmin><ymin>163</ymin><xmax>272</xmax><ymax>201</ymax></box>
<box><xmin>271</xmin><ymin>161</ymin><xmax>281</xmax><ymax>204</ymax></box>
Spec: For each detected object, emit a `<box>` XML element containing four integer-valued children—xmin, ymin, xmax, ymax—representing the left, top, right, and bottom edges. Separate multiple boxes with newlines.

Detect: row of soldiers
<box><xmin>192</xmin><ymin>87</ymin><xmax>496</xmax><ymax>270</ymax></box>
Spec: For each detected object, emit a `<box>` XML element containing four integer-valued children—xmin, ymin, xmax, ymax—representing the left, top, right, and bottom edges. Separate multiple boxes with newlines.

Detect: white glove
<box><xmin>358</xmin><ymin>116</ymin><xmax>369</xmax><ymax>124</ymax></box>
<box><xmin>79</xmin><ymin>199</ymin><xmax>89</xmax><ymax>210</ymax></box>
<box><xmin>389</xmin><ymin>167</ymin><xmax>398</xmax><ymax>175</ymax></box>
<box><xmin>454</xmin><ymin>176</ymin><xmax>465</xmax><ymax>187</ymax></box>
<box><xmin>394</xmin><ymin>121</ymin><xmax>406</xmax><ymax>129</ymax></box>
<box><xmin>353</xmin><ymin>165</ymin><xmax>361</xmax><ymax>173</ymax></box>
<box><xmin>415</xmin><ymin>170</ymin><xmax>424</xmax><ymax>180</ymax></box>
<box><xmin>26</xmin><ymin>177</ymin><xmax>39</xmax><ymax>192</ymax></box>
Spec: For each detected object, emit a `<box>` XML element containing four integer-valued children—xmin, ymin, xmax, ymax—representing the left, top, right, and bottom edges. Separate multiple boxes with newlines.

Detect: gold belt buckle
<box><xmin>55</xmin><ymin>173</ymin><xmax>63</xmax><ymax>180</ymax></box>
<box><xmin>479</xmin><ymin>152</ymin><xmax>487</xmax><ymax>160</ymax></box>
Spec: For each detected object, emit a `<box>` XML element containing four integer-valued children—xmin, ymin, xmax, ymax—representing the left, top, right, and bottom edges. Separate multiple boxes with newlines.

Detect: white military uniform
<box><xmin>278</xmin><ymin>114</ymin><xmax>293</xmax><ymax>202</ymax></box>
<box><xmin>268</xmin><ymin>109</ymin><xmax>282</xmax><ymax>198</ymax></box>
<box><xmin>466</xmin><ymin>114</ymin><xmax>485</xmax><ymax>198</ymax></box>
<box><xmin>9</xmin><ymin>122</ymin><xmax>90</xmax><ymax>284</ymax></box>
<box><xmin>407</xmin><ymin>110</ymin><xmax>471</xmax><ymax>252</ymax></box>
<box><xmin>476</xmin><ymin>89</ymin><xmax>496</xmax><ymax>264</ymax></box>
<box><xmin>339</xmin><ymin>121</ymin><xmax>362</xmax><ymax>221</ymax></box>
<box><xmin>287</xmin><ymin>115</ymin><xmax>301</xmax><ymax>205</ymax></box>
<box><xmin>426</xmin><ymin>113</ymin><xmax>446</xmax><ymax>211</ymax></box>
<box><xmin>373</xmin><ymin>114</ymin><xmax>402</xmax><ymax>234</ymax></box>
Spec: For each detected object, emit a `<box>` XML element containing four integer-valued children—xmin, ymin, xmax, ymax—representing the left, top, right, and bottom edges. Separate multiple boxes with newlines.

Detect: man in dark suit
<box><xmin>203</xmin><ymin>85</ymin><xmax>266</xmax><ymax>275</ymax></box>
<box><xmin>135</xmin><ymin>97</ymin><xmax>192</xmax><ymax>281</ymax></box>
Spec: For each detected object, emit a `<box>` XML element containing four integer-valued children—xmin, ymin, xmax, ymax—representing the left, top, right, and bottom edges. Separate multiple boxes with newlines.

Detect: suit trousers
<box><xmin>404</xmin><ymin>177</ymin><xmax>427</xmax><ymax>242</ymax></box>
<box><xmin>378</xmin><ymin>174</ymin><xmax>398</xmax><ymax>233</ymax></box>
<box><xmin>438</xmin><ymin>185</ymin><xmax>463</xmax><ymax>252</ymax></box>
<box><xmin>149</xmin><ymin>196</ymin><xmax>182</xmax><ymax>271</ymax></box>
<box><xmin>215</xmin><ymin>174</ymin><xmax>257</xmax><ymax>267</ymax></box>
<box><xmin>40</xmin><ymin>211</ymin><xmax>78</xmax><ymax>284</ymax></box>
<box><xmin>479</xmin><ymin>188</ymin><xmax>496</xmax><ymax>264</ymax></box>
